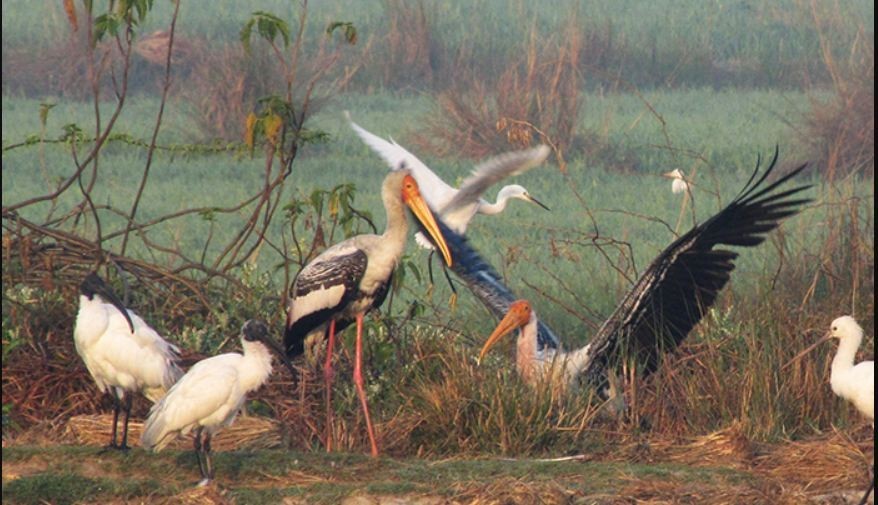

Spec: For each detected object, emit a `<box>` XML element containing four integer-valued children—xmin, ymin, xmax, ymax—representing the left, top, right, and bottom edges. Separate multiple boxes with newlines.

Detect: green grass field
<box><xmin>2</xmin><ymin>1</ymin><xmax>874</xmax><ymax>503</ymax></box>
<box><xmin>2</xmin><ymin>88</ymin><xmax>847</xmax><ymax>337</ymax></box>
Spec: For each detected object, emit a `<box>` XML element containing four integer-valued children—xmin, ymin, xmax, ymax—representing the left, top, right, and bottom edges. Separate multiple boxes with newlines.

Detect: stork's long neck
<box><xmin>380</xmin><ymin>178</ymin><xmax>409</xmax><ymax>252</ymax></box>
<box><xmin>516</xmin><ymin>313</ymin><xmax>542</xmax><ymax>383</ymax></box>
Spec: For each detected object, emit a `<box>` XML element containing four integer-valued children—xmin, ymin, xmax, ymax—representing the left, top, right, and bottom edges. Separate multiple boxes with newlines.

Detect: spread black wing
<box><xmin>580</xmin><ymin>149</ymin><xmax>812</xmax><ymax>385</ymax></box>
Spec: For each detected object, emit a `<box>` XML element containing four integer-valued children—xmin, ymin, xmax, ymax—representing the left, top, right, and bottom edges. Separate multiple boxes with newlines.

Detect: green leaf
<box><xmin>93</xmin><ymin>12</ymin><xmax>123</xmax><ymax>43</ymax></box>
<box><xmin>326</xmin><ymin>21</ymin><xmax>357</xmax><ymax>45</ymax></box>
<box><xmin>60</xmin><ymin>123</ymin><xmax>86</xmax><ymax>143</ymax></box>
<box><xmin>38</xmin><ymin>102</ymin><xmax>56</xmax><ymax>127</ymax></box>
<box><xmin>241</xmin><ymin>11</ymin><xmax>290</xmax><ymax>53</ymax></box>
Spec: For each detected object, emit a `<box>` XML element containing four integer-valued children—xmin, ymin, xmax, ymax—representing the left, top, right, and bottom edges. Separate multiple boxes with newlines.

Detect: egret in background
<box><xmin>347</xmin><ymin>114</ymin><xmax>550</xmax><ymax>239</ymax></box>
<box><xmin>74</xmin><ymin>272</ymin><xmax>183</xmax><ymax>450</ymax></box>
<box><xmin>662</xmin><ymin>168</ymin><xmax>691</xmax><ymax>194</ymax></box>
<box><xmin>663</xmin><ymin>168</ymin><xmax>694</xmax><ymax>233</ymax></box>
<box><xmin>826</xmin><ymin>316</ymin><xmax>874</xmax><ymax>505</ymax></box>
<box><xmin>141</xmin><ymin>319</ymin><xmax>294</xmax><ymax>487</ymax></box>
<box><xmin>284</xmin><ymin>169</ymin><xmax>453</xmax><ymax>457</ymax></box>
<box><xmin>462</xmin><ymin>151</ymin><xmax>810</xmax><ymax>401</ymax></box>
<box><xmin>347</xmin><ymin>114</ymin><xmax>549</xmax><ymax>288</ymax></box>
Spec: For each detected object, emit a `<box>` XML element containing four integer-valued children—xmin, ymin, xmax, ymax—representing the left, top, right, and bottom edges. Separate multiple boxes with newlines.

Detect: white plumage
<box><xmin>826</xmin><ymin>316</ymin><xmax>874</xmax><ymax>505</ymax></box>
<box><xmin>827</xmin><ymin>316</ymin><xmax>873</xmax><ymax>421</ymax></box>
<box><xmin>347</xmin><ymin>114</ymin><xmax>550</xmax><ymax>246</ymax></box>
<box><xmin>663</xmin><ymin>168</ymin><xmax>690</xmax><ymax>194</ymax></box>
<box><xmin>74</xmin><ymin>272</ymin><xmax>182</xmax><ymax>450</ymax></box>
<box><xmin>141</xmin><ymin>319</ymin><xmax>292</xmax><ymax>486</ymax></box>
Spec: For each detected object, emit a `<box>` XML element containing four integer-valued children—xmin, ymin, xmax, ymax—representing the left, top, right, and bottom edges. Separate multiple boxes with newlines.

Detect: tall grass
<box><xmin>2</xmin><ymin>0</ymin><xmax>874</xmax><ymax>97</ymax></box>
<box><xmin>2</xmin><ymin>0</ymin><xmax>874</xmax><ymax>456</ymax></box>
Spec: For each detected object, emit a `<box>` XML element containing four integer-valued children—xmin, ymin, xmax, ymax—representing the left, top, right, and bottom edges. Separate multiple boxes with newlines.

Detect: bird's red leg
<box><xmin>323</xmin><ymin>320</ymin><xmax>337</xmax><ymax>452</ymax></box>
<box><xmin>353</xmin><ymin>312</ymin><xmax>379</xmax><ymax>457</ymax></box>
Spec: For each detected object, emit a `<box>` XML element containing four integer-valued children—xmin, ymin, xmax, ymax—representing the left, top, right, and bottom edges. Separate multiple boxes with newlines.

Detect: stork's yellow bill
<box><xmin>400</xmin><ymin>174</ymin><xmax>453</xmax><ymax>267</ymax></box>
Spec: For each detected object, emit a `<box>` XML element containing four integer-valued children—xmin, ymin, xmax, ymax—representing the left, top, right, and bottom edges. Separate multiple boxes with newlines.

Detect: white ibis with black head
<box><xmin>74</xmin><ymin>272</ymin><xmax>183</xmax><ymax>450</ymax></box>
<box><xmin>459</xmin><ymin>151</ymin><xmax>810</xmax><ymax>400</ymax></box>
<box><xmin>347</xmin><ymin>114</ymin><xmax>550</xmax><ymax>248</ymax></box>
<box><xmin>141</xmin><ymin>319</ymin><xmax>294</xmax><ymax>487</ymax></box>
<box><xmin>284</xmin><ymin>169</ymin><xmax>453</xmax><ymax>457</ymax></box>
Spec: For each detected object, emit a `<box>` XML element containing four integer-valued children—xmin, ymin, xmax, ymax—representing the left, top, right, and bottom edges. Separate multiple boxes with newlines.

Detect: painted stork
<box><xmin>346</xmin><ymin>114</ymin><xmax>550</xmax><ymax>247</ymax></box>
<box><xmin>284</xmin><ymin>169</ymin><xmax>453</xmax><ymax>457</ymax></box>
<box><xmin>825</xmin><ymin>316</ymin><xmax>874</xmax><ymax>505</ymax></box>
<box><xmin>662</xmin><ymin>168</ymin><xmax>691</xmax><ymax>194</ymax></box>
<box><xmin>141</xmin><ymin>319</ymin><xmax>294</xmax><ymax>487</ymax></box>
<box><xmin>455</xmin><ymin>150</ymin><xmax>811</xmax><ymax>398</ymax></box>
<box><xmin>74</xmin><ymin>272</ymin><xmax>183</xmax><ymax>450</ymax></box>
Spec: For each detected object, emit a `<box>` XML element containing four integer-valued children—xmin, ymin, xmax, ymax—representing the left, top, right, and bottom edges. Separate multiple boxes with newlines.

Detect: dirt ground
<box><xmin>1</xmin><ymin>415</ymin><xmax>874</xmax><ymax>504</ymax></box>
<box><xmin>3</xmin><ymin>422</ymin><xmax>874</xmax><ymax>505</ymax></box>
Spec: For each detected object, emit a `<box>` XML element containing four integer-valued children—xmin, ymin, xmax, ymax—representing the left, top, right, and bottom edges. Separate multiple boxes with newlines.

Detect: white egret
<box><xmin>662</xmin><ymin>168</ymin><xmax>691</xmax><ymax>194</ymax></box>
<box><xmin>283</xmin><ymin>169</ymin><xmax>452</xmax><ymax>457</ymax></box>
<box><xmin>140</xmin><ymin>319</ymin><xmax>294</xmax><ymax>487</ymax></box>
<box><xmin>74</xmin><ymin>272</ymin><xmax>183</xmax><ymax>450</ymax></box>
<box><xmin>346</xmin><ymin>114</ymin><xmax>550</xmax><ymax>245</ymax></box>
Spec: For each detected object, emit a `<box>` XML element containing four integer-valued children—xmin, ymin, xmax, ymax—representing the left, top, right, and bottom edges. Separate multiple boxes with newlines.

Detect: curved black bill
<box><xmin>82</xmin><ymin>273</ymin><xmax>135</xmax><ymax>334</ymax></box>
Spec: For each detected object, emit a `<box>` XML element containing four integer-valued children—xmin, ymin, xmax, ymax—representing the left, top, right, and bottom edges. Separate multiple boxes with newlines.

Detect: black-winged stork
<box><xmin>74</xmin><ymin>272</ymin><xmax>183</xmax><ymax>450</ymax></box>
<box><xmin>284</xmin><ymin>168</ymin><xmax>453</xmax><ymax>457</ymax></box>
<box><xmin>454</xmin><ymin>150</ymin><xmax>811</xmax><ymax>397</ymax></box>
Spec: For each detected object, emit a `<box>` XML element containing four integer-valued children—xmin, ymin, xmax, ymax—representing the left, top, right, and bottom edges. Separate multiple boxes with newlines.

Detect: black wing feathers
<box><xmin>284</xmin><ymin>249</ymin><xmax>368</xmax><ymax>358</ymax></box>
<box><xmin>583</xmin><ymin>152</ymin><xmax>811</xmax><ymax>382</ymax></box>
<box><xmin>432</xmin><ymin>217</ymin><xmax>563</xmax><ymax>350</ymax></box>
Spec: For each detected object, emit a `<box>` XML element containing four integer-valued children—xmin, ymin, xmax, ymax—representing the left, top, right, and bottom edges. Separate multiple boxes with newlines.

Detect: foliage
<box><xmin>1</xmin><ymin>0</ymin><xmax>874</xmax><ymax>465</ymax></box>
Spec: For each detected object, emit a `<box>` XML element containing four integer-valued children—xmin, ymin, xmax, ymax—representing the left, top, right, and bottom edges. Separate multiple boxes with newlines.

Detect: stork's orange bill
<box><xmin>477</xmin><ymin>300</ymin><xmax>532</xmax><ymax>364</ymax></box>
<box><xmin>401</xmin><ymin>175</ymin><xmax>453</xmax><ymax>267</ymax></box>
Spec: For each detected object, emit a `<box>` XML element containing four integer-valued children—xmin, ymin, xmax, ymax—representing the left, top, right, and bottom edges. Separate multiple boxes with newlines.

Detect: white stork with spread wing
<box><xmin>74</xmin><ymin>272</ymin><xmax>183</xmax><ymax>450</ymax></box>
<box><xmin>283</xmin><ymin>169</ymin><xmax>452</xmax><ymax>457</ymax></box>
<box><xmin>455</xmin><ymin>150</ymin><xmax>811</xmax><ymax>398</ymax></box>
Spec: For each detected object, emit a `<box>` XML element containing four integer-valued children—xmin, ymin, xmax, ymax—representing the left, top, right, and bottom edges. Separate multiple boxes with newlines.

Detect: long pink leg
<box><xmin>353</xmin><ymin>313</ymin><xmax>379</xmax><ymax>457</ymax></box>
<box><xmin>323</xmin><ymin>320</ymin><xmax>337</xmax><ymax>452</ymax></box>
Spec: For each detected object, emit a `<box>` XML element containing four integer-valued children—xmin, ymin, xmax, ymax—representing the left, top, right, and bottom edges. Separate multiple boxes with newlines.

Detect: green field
<box><xmin>2</xmin><ymin>1</ymin><xmax>874</xmax><ymax>503</ymax></box>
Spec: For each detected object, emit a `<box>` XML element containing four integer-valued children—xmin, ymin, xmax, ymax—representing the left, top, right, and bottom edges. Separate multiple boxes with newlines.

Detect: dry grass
<box><xmin>177</xmin><ymin>42</ymin><xmax>273</xmax><ymax>141</ymax></box>
<box><xmin>452</xmin><ymin>477</ymin><xmax>580</xmax><ymax>504</ymax></box>
<box><xmin>799</xmin><ymin>3</ymin><xmax>874</xmax><ymax>179</ymax></box>
<box><xmin>59</xmin><ymin>413</ymin><xmax>283</xmax><ymax>451</ymax></box>
<box><xmin>643</xmin><ymin>422</ymin><xmax>755</xmax><ymax>469</ymax></box>
<box><xmin>614</xmin><ymin>477</ymin><xmax>801</xmax><ymax>505</ymax></box>
<box><xmin>376</xmin><ymin>0</ymin><xmax>438</xmax><ymax>90</ymax></box>
<box><xmin>411</xmin><ymin>15</ymin><xmax>584</xmax><ymax>163</ymax></box>
<box><xmin>753</xmin><ymin>428</ymin><xmax>874</xmax><ymax>493</ymax></box>
<box><xmin>166</xmin><ymin>485</ymin><xmax>231</xmax><ymax>505</ymax></box>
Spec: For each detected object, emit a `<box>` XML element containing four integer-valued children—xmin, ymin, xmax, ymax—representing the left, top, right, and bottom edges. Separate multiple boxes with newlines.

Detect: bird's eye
<box><xmin>832</xmin><ymin>326</ymin><xmax>837</xmax><ymax>331</ymax></box>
